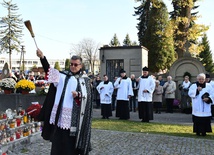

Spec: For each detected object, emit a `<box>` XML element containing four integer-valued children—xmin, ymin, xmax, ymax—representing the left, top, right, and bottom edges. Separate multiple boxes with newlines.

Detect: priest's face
<box><xmin>198</xmin><ymin>76</ymin><xmax>205</xmax><ymax>84</ymax></box>
<box><xmin>70</xmin><ymin>59</ymin><xmax>82</xmax><ymax>73</ymax></box>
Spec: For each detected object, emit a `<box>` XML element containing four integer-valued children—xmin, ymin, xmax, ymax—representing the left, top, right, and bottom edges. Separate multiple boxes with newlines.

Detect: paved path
<box><xmin>8</xmin><ymin>109</ymin><xmax>214</xmax><ymax>155</ymax></box>
<box><xmin>93</xmin><ymin>109</ymin><xmax>194</xmax><ymax>125</ymax></box>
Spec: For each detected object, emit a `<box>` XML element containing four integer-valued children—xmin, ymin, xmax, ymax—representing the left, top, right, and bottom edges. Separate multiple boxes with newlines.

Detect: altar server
<box><xmin>97</xmin><ymin>74</ymin><xmax>114</xmax><ymax>119</ymax></box>
<box><xmin>114</xmin><ymin>69</ymin><xmax>133</xmax><ymax>120</ymax></box>
<box><xmin>138</xmin><ymin>67</ymin><xmax>155</xmax><ymax>122</ymax></box>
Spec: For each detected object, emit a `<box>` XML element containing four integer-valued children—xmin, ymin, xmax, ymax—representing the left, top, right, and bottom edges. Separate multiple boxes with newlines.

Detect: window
<box><xmin>22</xmin><ymin>61</ymin><xmax>27</xmax><ymax>64</ymax></box>
<box><xmin>28</xmin><ymin>61</ymin><xmax>32</xmax><ymax>64</ymax></box>
<box><xmin>33</xmin><ymin>61</ymin><xmax>38</xmax><ymax>65</ymax></box>
<box><xmin>60</xmin><ymin>61</ymin><xmax>64</xmax><ymax>65</ymax></box>
<box><xmin>106</xmin><ymin>59</ymin><xmax>124</xmax><ymax>81</ymax></box>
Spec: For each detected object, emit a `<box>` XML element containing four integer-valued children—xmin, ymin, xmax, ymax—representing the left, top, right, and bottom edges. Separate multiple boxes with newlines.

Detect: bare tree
<box><xmin>71</xmin><ymin>38</ymin><xmax>100</xmax><ymax>74</ymax></box>
<box><xmin>70</xmin><ymin>43</ymin><xmax>84</xmax><ymax>58</ymax></box>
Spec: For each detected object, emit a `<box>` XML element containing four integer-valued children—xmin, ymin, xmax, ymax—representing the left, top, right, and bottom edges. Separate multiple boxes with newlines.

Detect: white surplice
<box><xmin>114</xmin><ymin>77</ymin><xmax>133</xmax><ymax>101</ymax></box>
<box><xmin>46</xmin><ymin>67</ymin><xmax>77</xmax><ymax>129</ymax></box>
<box><xmin>138</xmin><ymin>76</ymin><xmax>155</xmax><ymax>102</ymax></box>
<box><xmin>96</xmin><ymin>81</ymin><xmax>114</xmax><ymax>104</ymax></box>
<box><xmin>188</xmin><ymin>82</ymin><xmax>214</xmax><ymax>117</ymax></box>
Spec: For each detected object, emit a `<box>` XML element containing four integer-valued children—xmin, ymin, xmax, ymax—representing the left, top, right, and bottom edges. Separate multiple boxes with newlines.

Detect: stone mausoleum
<box><xmin>99</xmin><ymin>45</ymin><xmax>148</xmax><ymax>81</ymax></box>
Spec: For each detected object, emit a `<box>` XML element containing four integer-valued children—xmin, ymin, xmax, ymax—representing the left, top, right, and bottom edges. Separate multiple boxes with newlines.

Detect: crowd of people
<box><xmin>7</xmin><ymin>70</ymin><xmax>46</xmax><ymax>83</ymax></box>
<box><xmin>92</xmin><ymin>69</ymin><xmax>214</xmax><ymax>137</ymax></box>
<box><xmin>3</xmin><ymin>70</ymin><xmax>47</xmax><ymax>94</ymax></box>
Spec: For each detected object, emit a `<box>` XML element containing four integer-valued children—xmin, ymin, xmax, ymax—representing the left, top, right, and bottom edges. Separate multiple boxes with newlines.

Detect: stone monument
<box><xmin>169</xmin><ymin>43</ymin><xmax>206</xmax><ymax>100</ymax></box>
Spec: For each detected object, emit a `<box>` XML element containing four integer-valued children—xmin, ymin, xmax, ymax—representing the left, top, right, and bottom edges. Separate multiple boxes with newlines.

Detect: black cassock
<box><xmin>138</xmin><ymin>101</ymin><xmax>153</xmax><ymax>122</ymax></box>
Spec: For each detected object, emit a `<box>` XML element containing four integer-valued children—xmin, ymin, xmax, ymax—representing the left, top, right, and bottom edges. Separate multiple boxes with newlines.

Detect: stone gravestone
<box><xmin>0</xmin><ymin>62</ymin><xmax>10</xmax><ymax>80</ymax></box>
<box><xmin>169</xmin><ymin>50</ymin><xmax>206</xmax><ymax>100</ymax></box>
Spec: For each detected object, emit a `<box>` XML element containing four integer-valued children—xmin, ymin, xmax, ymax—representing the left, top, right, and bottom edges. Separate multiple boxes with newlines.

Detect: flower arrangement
<box><xmin>15</xmin><ymin>79</ymin><xmax>36</xmax><ymax>91</ymax></box>
<box><xmin>0</xmin><ymin>78</ymin><xmax>16</xmax><ymax>90</ymax></box>
<box><xmin>26</xmin><ymin>103</ymin><xmax>42</xmax><ymax>120</ymax></box>
<box><xmin>38</xmin><ymin>84</ymin><xmax>50</xmax><ymax>95</ymax></box>
<box><xmin>35</xmin><ymin>80</ymin><xmax>45</xmax><ymax>87</ymax></box>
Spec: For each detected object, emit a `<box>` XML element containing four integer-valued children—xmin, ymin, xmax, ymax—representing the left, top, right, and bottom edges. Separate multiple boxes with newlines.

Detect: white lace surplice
<box><xmin>47</xmin><ymin>68</ymin><xmax>77</xmax><ymax>129</ymax></box>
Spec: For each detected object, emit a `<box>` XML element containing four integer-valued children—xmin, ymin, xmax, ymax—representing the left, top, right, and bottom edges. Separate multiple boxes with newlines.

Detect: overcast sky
<box><xmin>1</xmin><ymin>0</ymin><xmax>213</xmax><ymax>60</ymax></box>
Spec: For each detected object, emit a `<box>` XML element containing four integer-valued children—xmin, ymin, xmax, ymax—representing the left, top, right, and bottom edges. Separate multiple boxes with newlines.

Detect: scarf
<box><xmin>70</xmin><ymin>78</ymin><xmax>81</xmax><ymax>136</ymax></box>
<box><xmin>53</xmin><ymin>70</ymin><xmax>83</xmax><ymax>135</ymax></box>
<box><xmin>52</xmin><ymin>74</ymin><xmax>71</xmax><ymax>135</ymax></box>
<box><xmin>75</xmin><ymin>77</ymin><xmax>93</xmax><ymax>154</ymax></box>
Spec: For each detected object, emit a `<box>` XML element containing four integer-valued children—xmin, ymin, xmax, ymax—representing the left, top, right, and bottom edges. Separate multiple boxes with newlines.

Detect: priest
<box><xmin>36</xmin><ymin>49</ymin><xmax>93</xmax><ymax>155</ymax></box>
<box><xmin>188</xmin><ymin>73</ymin><xmax>214</xmax><ymax>136</ymax></box>
<box><xmin>96</xmin><ymin>74</ymin><xmax>114</xmax><ymax>119</ymax></box>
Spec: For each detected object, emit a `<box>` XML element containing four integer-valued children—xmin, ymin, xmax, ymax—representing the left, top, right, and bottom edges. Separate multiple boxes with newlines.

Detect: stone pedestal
<box><xmin>0</xmin><ymin>93</ymin><xmax>46</xmax><ymax>111</ymax></box>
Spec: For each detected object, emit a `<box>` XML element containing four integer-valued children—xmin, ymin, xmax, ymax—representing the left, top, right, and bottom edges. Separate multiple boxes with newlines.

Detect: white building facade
<box><xmin>0</xmin><ymin>57</ymin><xmax>66</xmax><ymax>72</ymax></box>
<box><xmin>0</xmin><ymin>57</ymin><xmax>100</xmax><ymax>75</ymax></box>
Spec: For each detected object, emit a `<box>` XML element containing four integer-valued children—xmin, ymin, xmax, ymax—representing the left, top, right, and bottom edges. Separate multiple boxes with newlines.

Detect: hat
<box><xmin>206</xmin><ymin>74</ymin><xmax>210</xmax><ymax>78</ymax></box>
<box><xmin>142</xmin><ymin>66</ymin><xmax>149</xmax><ymax>71</ymax></box>
<box><xmin>119</xmin><ymin>69</ymin><xmax>126</xmax><ymax>73</ymax></box>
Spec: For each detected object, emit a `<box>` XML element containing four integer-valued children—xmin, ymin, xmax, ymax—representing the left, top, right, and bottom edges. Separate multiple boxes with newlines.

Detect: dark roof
<box><xmin>99</xmin><ymin>45</ymin><xmax>148</xmax><ymax>51</ymax></box>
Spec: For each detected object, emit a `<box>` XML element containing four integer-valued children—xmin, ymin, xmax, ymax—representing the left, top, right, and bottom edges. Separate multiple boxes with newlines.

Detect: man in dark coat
<box><xmin>93</xmin><ymin>76</ymin><xmax>102</xmax><ymax>108</ymax></box>
<box><xmin>129</xmin><ymin>74</ymin><xmax>138</xmax><ymax>112</ymax></box>
<box><xmin>111</xmin><ymin>76</ymin><xmax>118</xmax><ymax>111</ymax></box>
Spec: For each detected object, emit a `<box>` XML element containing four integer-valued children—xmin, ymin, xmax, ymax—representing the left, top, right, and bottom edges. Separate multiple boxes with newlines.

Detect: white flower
<box><xmin>39</xmin><ymin>84</ymin><xmax>49</xmax><ymax>95</ymax></box>
<box><xmin>0</xmin><ymin>78</ymin><xmax>16</xmax><ymax>89</ymax></box>
<box><xmin>44</xmin><ymin>87</ymin><xmax>49</xmax><ymax>93</ymax></box>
